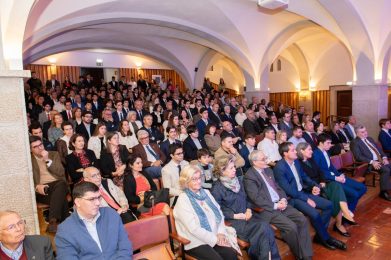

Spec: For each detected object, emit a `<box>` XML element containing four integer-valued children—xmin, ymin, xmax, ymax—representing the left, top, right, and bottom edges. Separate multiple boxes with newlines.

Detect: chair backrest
<box><xmin>330</xmin><ymin>155</ymin><xmax>342</xmax><ymax>170</ymax></box>
<box><xmin>255</xmin><ymin>134</ymin><xmax>264</xmax><ymax>146</ymax></box>
<box><xmin>340</xmin><ymin>151</ymin><xmax>354</xmax><ymax>167</ymax></box>
<box><xmin>125</xmin><ymin>215</ymin><xmax>169</xmax><ymax>251</ymax></box>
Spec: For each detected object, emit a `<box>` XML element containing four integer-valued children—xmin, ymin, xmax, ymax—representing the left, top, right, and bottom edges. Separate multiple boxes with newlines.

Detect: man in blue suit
<box><xmin>313</xmin><ymin>134</ymin><xmax>367</xmax><ymax>212</ymax></box>
<box><xmin>55</xmin><ymin>182</ymin><xmax>132</xmax><ymax>259</ymax></box>
<box><xmin>378</xmin><ymin>119</ymin><xmax>391</xmax><ymax>152</ymax></box>
<box><xmin>160</xmin><ymin>126</ymin><xmax>182</xmax><ymax>163</ymax></box>
<box><xmin>112</xmin><ymin>100</ymin><xmax>127</xmax><ymax>128</ymax></box>
<box><xmin>195</xmin><ymin>108</ymin><xmax>211</xmax><ymax>137</ymax></box>
<box><xmin>239</xmin><ymin>133</ymin><xmax>256</xmax><ymax>173</ymax></box>
<box><xmin>274</xmin><ymin>142</ymin><xmax>346</xmax><ymax>251</ymax></box>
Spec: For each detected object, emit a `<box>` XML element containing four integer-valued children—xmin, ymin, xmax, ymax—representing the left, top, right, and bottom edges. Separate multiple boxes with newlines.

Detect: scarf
<box><xmin>219</xmin><ymin>176</ymin><xmax>241</xmax><ymax>193</ymax></box>
<box><xmin>184</xmin><ymin>188</ymin><xmax>222</xmax><ymax>232</ymax></box>
<box><xmin>74</xmin><ymin>150</ymin><xmax>91</xmax><ymax>168</ymax></box>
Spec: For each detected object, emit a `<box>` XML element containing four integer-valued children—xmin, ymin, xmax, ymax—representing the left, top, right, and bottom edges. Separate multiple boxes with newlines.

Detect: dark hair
<box><xmin>82</xmin><ymin>111</ymin><xmax>93</xmax><ymax>117</ymax></box>
<box><xmin>317</xmin><ymin>133</ymin><xmax>332</xmax><ymax>144</ymax></box>
<box><xmin>279</xmin><ymin>142</ymin><xmax>294</xmax><ymax>157</ymax></box>
<box><xmin>220</xmin><ymin>132</ymin><xmax>234</xmax><ymax>142</ymax></box>
<box><xmin>43</xmin><ymin>101</ymin><xmax>52</xmax><ymax>107</ymax></box>
<box><xmin>169</xmin><ymin>143</ymin><xmax>183</xmax><ymax>156</ymax></box>
<box><xmin>205</xmin><ymin>123</ymin><xmax>217</xmax><ymax>135</ymax></box>
<box><xmin>244</xmin><ymin>133</ymin><xmax>256</xmax><ymax>140</ymax></box>
<box><xmin>29</xmin><ymin>121</ymin><xmax>42</xmax><ymax>133</ymax></box>
<box><xmin>197</xmin><ymin>148</ymin><xmax>210</xmax><ymax>159</ymax></box>
<box><xmin>166</xmin><ymin>125</ymin><xmax>177</xmax><ymax>134</ymax></box>
<box><xmin>313</xmin><ymin>111</ymin><xmax>321</xmax><ymax>118</ymax></box>
<box><xmin>73</xmin><ymin>182</ymin><xmax>99</xmax><ymax>199</ymax></box>
<box><xmin>61</xmin><ymin>121</ymin><xmax>73</xmax><ymax>131</ymax></box>
<box><xmin>263</xmin><ymin>126</ymin><xmax>275</xmax><ymax>134</ymax></box>
<box><xmin>199</xmin><ymin>107</ymin><xmax>208</xmax><ymax>114</ymax></box>
<box><xmin>292</xmin><ymin>126</ymin><xmax>302</xmax><ymax>132</ymax></box>
<box><xmin>379</xmin><ymin>118</ymin><xmax>390</xmax><ymax>128</ymax></box>
<box><xmin>69</xmin><ymin>134</ymin><xmax>87</xmax><ymax>151</ymax></box>
<box><xmin>187</xmin><ymin>125</ymin><xmax>197</xmax><ymax>135</ymax></box>
<box><xmin>29</xmin><ymin>135</ymin><xmax>42</xmax><ymax>145</ymax></box>
<box><xmin>119</xmin><ymin>120</ymin><xmax>132</xmax><ymax>137</ymax></box>
<box><xmin>126</xmin><ymin>154</ymin><xmax>142</xmax><ymax>167</ymax></box>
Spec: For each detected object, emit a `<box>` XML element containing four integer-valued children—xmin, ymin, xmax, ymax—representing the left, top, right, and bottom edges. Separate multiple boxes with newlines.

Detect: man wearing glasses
<box><xmin>29</xmin><ymin>136</ymin><xmax>69</xmax><ymax>233</ymax></box>
<box><xmin>55</xmin><ymin>182</ymin><xmax>132</xmax><ymax>259</ymax></box>
<box><xmin>0</xmin><ymin>210</ymin><xmax>55</xmax><ymax>259</ymax></box>
<box><xmin>76</xmin><ymin>111</ymin><xmax>96</xmax><ymax>141</ymax></box>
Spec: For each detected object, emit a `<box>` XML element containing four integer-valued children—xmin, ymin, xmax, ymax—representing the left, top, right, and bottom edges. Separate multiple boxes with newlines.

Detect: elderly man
<box><xmin>221</xmin><ymin>120</ymin><xmax>243</xmax><ymax>150</ymax></box>
<box><xmin>132</xmin><ymin>129</ymin><xmax>166</xmax><ymax>178</ymax></box>
<box><xmin>55</xmin><ymin>182</ymin><xmax>132</xmax><ymax>259</ymax></box>
<box><xmin>83</xmin><ymin>167</ymin><xmax>137</xmax><ymax>223</ymax></box>
<box><xmin>29</xmin><ymin>136</ymin><xmax>69</xmax><ymax>233</ymax></box>
<box><xmin>243</xmin><ymin>109</ymin><xmax>261</xmax><ymax>135</ymax></box>
<box><xmin>140</xmin><ymin>113</ymin><xmax>164</xmax><ymax>143</ymax></box>
<box><xmin>0</xmin><ymin>211</ymin><xmax>54</xmax><ymax>259</ymax></box>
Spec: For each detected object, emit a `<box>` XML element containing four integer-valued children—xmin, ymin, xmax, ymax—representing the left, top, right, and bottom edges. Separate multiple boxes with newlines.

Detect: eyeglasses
<box><xmin>2</xmin><ymin>219</ymin><xmax>25</xmax><ymax>232</ymax></box>
<box><xmin>140</xmin><ymin>136</ymin><xmax>149</xmax><ymax>140</ymax></box>
<box><xmin>191</xmin><ymin>177</ymin><xmax>202</xmax><ymax>182</ymax></box>
<box><xmin>80</xmin><ymin>195</ymin><xmax>102</xmax><ymax>202</ymax></box>
<box><xmin>32</xmin><ymin>143</ymin><xmax>44</xmax><ymax>149</ymax></box>
<box><xmin>89</xmin><ymin>173</ymin><xmax>101</xmax><ymax>179</ymax></box>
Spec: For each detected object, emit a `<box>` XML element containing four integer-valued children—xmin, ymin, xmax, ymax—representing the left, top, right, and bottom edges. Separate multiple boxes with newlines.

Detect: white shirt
<box><xmin>361</xmin><ymin>138</ymin><xmax>380</xmax><ymax>161</ymax></box>
<box><xmin>78</xmin><ymin>211</ymin><xmax>102</xmax><ymax>252</ymax></box>
<box><xmin>322</xmin><ymin>150</ymin><xmax>336</xmax><ymax>177</ymax></box>
<box><xmin>143</xmin><ymin>144</ymin><xmax>157</xmax><ymax>162</ymax></box>
<box><xmin>287</xmin><ymin>161</ymin><xmax>303</xmax><ymax>191</ymax></box>
<box><xmin>258</xmin><ymin>138</ymin><xmax>281</xmax><ymax>163</ymax></box>
<box><xmin>192</xmin><ymin>137</ymin><xmax>203</xmax><ymax>149</ymax></box>
<box><xmin>162</xmin><ymin>160</ymin><xmax>189</xmax><ymax>205</ymax></box>
<box><xmin>271</xmin><ymin>124</ymin><xmax>279</xmax><ymax>133</ymax></box>
<box><xmin>288</xmin><ymin>136</ymin><xmax>307</xmax><ymax>147</ymax></box>
<box><xmin>235</xmin><ymin>113</ymin><xmax>247</xmax><ymax>127</ymax></box>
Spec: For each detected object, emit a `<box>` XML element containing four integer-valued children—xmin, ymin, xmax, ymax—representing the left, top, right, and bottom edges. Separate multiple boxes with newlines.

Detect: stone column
<box><xmin>352</xmin><ymin>84</ymin><xmax>388</xmax><ymax>138</ymax></box>
<box><xmin>0</xmin><ymin>69</ymin><xmax>40</xmax><ymax>234</ymax></box>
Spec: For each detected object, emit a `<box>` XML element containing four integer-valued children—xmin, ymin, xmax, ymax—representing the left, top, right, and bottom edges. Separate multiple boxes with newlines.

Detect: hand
<box><xmin>216</xmin><ymin>234</ymin><xmax>230</xmax><ymax>247</ymax></box>
<box><xmin>245</xmin><ymin>209</ymin><xmax>252</xmax><ymax>221</ymax></box>
<box><xmin>234</xmin><ymin>213</ymin><xmax>246</xmax><ymax>220</ymax></box>
<box><xmin>277</xmin><ymin>200</ymin><xmax>287</xmax><ymax>211</ymax></box>
<box><xmin>41</xmin><ymin>150</ymin><xmax>49</xmax><ymax>161</ymax></box>
<box><xmin>307</xmin><ymin>198</ymin><xmax>316</xmax><ymax>208</ymax></box>
<box><xmin>320</xmin><ymin>182</ymin><xmax>326</xmax><ymax>188</ymax></box>
<box><xmin>152</xmin><ymin>160</ymin><xmax>162</xmax><ymax>167</ymax></box>
<box><xmin>335</xmin><ymin>176</ymin><xmax>345</xmax><ymax>183</ymax></box>
<box><xmin>117</xmin><ymin>208</ymin><xmax>127</xmax><ymax>214</ymax></box>
<box><xmin>383</xmin><ymin>158</ymin><xmax>389</xmax><ymax>165</ymax></box>
<box><xmin>36</xmin><ymin>184</ymin><xmax>49</xmax><ymax>195</ymax></box>
<box><xmin>229</xmin><ymin>147</ymin><xmax>238</xmax><ymax>155</ymax></box>
<box><xmin>312</xmin><ymin>186</ymin><xmax>320</xmax><ymax>196</ymax></box>
<box><xmin>372</xmin><ymin>161</ymin><xmax>382</xmax><ymax>170</ymax></box>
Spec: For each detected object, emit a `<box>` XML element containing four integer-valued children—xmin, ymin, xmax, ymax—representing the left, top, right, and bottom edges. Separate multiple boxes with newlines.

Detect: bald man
<box><xmin>0</xmin><ymin>211</ymin><xmax>54</xmax><ymax>259</ymax></box>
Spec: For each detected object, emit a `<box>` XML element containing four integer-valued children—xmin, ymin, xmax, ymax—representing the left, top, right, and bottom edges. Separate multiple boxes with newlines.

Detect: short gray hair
<box><xmin>179</xmin><ymin>164</ymin><xmax>202</xmax><ymax>190</ymax></box>
<box><xmin>249</xmin><ymin>150</ymin><xmax>265</xmax><ymax>166</ymax></box>
<box><xmin>137</xmin><ymin>129</ymin><xmax>149</xmax><ymax>140</ymax></box>
<box><xmin>354</xmin><ymin>124</ymin><xmax>365</xmax><ymax>134</ymax></box>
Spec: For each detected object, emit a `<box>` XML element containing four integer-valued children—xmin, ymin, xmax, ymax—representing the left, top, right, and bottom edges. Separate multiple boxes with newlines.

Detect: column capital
<box><xmin>0</xmin><ymin>70</ymin><xmax>31</xmax><ymax>78</ymax></box>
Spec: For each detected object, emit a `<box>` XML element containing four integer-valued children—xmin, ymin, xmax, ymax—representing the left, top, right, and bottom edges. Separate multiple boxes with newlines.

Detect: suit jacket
<box><xmin>112</xmin><ymin>110</ymin><xmax>126</xmax><ymax>127</ymax></box>
<box><xmin>299</xmin><ymin>159</ymin><xmax>326</xmax><ymax>184</ymax></box>
<box><xmin>239</xmin><ymin>145</ymin><xmax>255</xmax><ymax>173</ymax></box>
<box><xmin>45</xmin><ymin>79</ymin><xmax>60</xmax><ymax>89</ymax></box>
<box><xmin>133</xmin><ymin>109</ymin><xmax>149</xmax><ymax>122</ymax></box>
<box><xmin>196</xmin><ymin>118</ymin><xmax>212</xmax><ymax>137</ymax></box>
<box><xmin>22</xmin><ymin>235</ymin><xmax>55</xmax><ymax>260</ymax></box>
<box><xmin>183</xmin><ymin>136</ymin><xmax>208</xmax><ymax>161</ymax></box>
<box><xmin>55</xmin><ymin>207</ymin><xmax>132</xmax><ymax>259</ymax></box>
<box><xmin>60</xmin><ymin>110</ymin><xmax>73</xmax><ymax>122</ymax></box>
<box><xmin>273</xmin><ymin>159</ymin><xmax>317</xmax><ymax>202</ymax></box>
<box><xmin>257</xmin><ymin>117</ymin><xmax>269</xmax><ymax>131</ymax></box>
<box><xmin>350</xmin><ymin>136</ymin><xmax>386</xmax><ymax>163</ymax></box>
<box><xmin>132</xmin><ymin>142</ymin><xmax>166</xmax><ymax>167</ymax></box>
<box><xmin>312</xmin><ymin>148</ymin><xmax>341</xmax><ymax>181</ymax></box>
<box><xmin>159</xmin><ymin>139</ymin><xmax>182</xmax><ymax>163</ymax></box>
<box><xmin>123</xmin><ymin>171</ymin><xmax>157</xmax><ymax>206</ymax></box>
<box><xmin>208</xmin><ymin>110</ymin><xmax>222</xmax><ymax>127</ymax></box>
<box><xmin>279</xmin><ymin>121</ymin><xmax>293</xmax><ymax>138</ymax></box>
<box><xmin>379</xmin><ymin>130</ymin><xmax>391</xmax><ymax>151</ymax></box>
<box><xmin>220</xmin><ymin>113</ymin><xmax>237</xmax><ymax>127</ymax></box>
<box><xmin>243</xmin><ymin>167</ymin><xmax>287</xmax><ymax>212</ymax></box>
<box><xmin>243</xmin><ymin>119</ymin><xmax>261</xmax><ymax>135</ymax></box>
<box><xmin>337</xmin><ymin>130</ymin><xmax>349</xmax><ymax>143</ymax></box>
<box><xmin>302</xmin><ymin>132</ymin><xmax>317</xmax><ymax>150</ymax></box>
<box><xmin>100</xmin><ymin>145</ymin><xmax>129</xmax><ymax>178</ymax></box>
<box><xmin>31</xmin><ymin>151</ymin><xmax>66</xmax><ymax>186</ymax></box>
<box><xmin>65</xmin><ymin>149</ymin><xmax>98</xmax><ymax>183</ymax></box>
<box><xmin>100</xmin><ymin>178</ymin><xmax>129</xmax><ymax>208</ymax></box>
<box><xmin>343</xmin><ymin>126</ymin><xmax>354</xmax><ymax>141</ymax></box>
<box><xmin>140</xmin><ymin>126</ymin><xmax>164</xmax><ymax>143</ymax></box>
<box><xmin>76</xmin><ymin>123</ymin><xmax>96</xmax><ymax>141</ymax></box>
<box><xmin>38</xmin><ymin>111</ymin><xmax>50</xmax><ymax>127</ymax></box>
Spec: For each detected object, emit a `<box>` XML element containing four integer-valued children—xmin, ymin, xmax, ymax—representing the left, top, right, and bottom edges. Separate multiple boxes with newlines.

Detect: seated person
<box><xmin>159</xmin><ymin>125</ymin><xmax>182</xmax><ymax>163</ymax></box>
<box><xmin>162</xmin><ymin>143</ymin><xmax>189</xmax><ymax>206</ymax></box>
<box><xmin>65</xmin><ymin>134</ymin><xmax>97</xmax><ymax>184</ymax></box>
<box><xmin>244</xmin><ymin>150</ymin><xmax>312</xmax><ymax>260</ymax></box>
<box><xmin>123</xmin><ymin>155</ymin><xmax>170</xmax><ymax>217</ymax></box>
<box><xmin>257</xmin><ymin>127</ymin><xmax>281</xmax><ymax>167</ymax></box>
<box><xmin>314</xmin><ymin>134</ymin><xmax>367</xmax><ymax>210</ymax></box>
<box><xmin>221</xmin><ymin>121</ymin><xmax>243</xmax><ymax>150</ymax></box>
<box><xmin>173</xmin><ymin>165</ymin><xmax>238</xmax><ymax>260</ymax></box>
<box><xmin>83</xmin><ymin>167</ymin><xmax>138</xmax><ymax>224</ymax></box>
<box><xmin>193</xmin><ymin>148</ymin><xmax>215</xmax><ymax>189</ymax></box>
<box><xmin>211</xmin><ymin>155</ymin><xmax>280</xmax><ymax>260</ymax></box>
<box><xmin>132</xmin><ymin>130</ymin><xmax>166</xmax><ymax>179</ymax></box>
<box><xmin>87</xmin><ymin>122</ymin><xmax>107</xmax><ymax>160</ymax></box>
<box><xmin>56</xmin><ymin>121</ymin><xmax>74</xmax><ymax>166</ymax></box>
<box><xmin>378</xmin><ymin>118</ymin><xmax>391</xmax><ymax>153</ymax></box>
<box><xmin>214</xmin><ymin>133</ymin><xmax>245</xmax><ymax>178</ymax></box>
<box><xmin>274</xmin><ymin>142</ymin><xmax>346</xmax><ymax>251</ymax></box>
<box><xmin>239</xmin><ymin>133</ymin><xmax>256</xmax><ymax>173</ymax></box>
<box><xmin>29</xmin><ymin>136</ymin><xmax>69</xmax><ymax>233</ymax></box>
<box><xmin>140</xmin><ymin>114</ymin><xmax>164</xmax><ymax>143</ymax></box>
<box><xmin>296</xmin><ymin>142</ymin><xmax>355</xmax><ymax>237</ymax></box>
<box><xmin>183</xmin><ymin>125</ymin><xmax>208</xmax><ymax>162</ymax></box>
<box><xmin>204</xmin><ymin>124</ymin><xmax>221</xmax><ymax>155</ymax></box>
<box><xmin>288</xmin><ymin>126</ymin><xmax>307</xmax><ymax>148</ymax></box>
<box><xmin>29</xmin><ymin>122</ymin><xmax>54</xmax><ymax>151</ymax></box>
<box><xmin>55</xmin><ymin>182</ymin><xmax>133</xmax><ymax>259</ymax></box>
<box><xmin>100</xmin><ymin>132</ymin><xmax>129</xmax><ymax>188</ymax></box>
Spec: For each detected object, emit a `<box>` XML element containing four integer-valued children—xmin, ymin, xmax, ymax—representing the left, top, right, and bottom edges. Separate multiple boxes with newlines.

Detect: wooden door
<box><xmin>337</xmin><ymin>90</ymin><xmax>352</xmax><ymax>117</ymax></box>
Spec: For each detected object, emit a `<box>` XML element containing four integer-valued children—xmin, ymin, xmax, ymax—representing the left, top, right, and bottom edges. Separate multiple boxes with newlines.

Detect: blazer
<box><xmin>220</xmin><ymin>113</ymin><xmax>237</xmax><ymax>127</ymax></box>
<box><xmin>378</xmin><ymin>129</ymin><xmax>391</xmax><ymax>151</ymax></box>
<box><xmin>100</xmin><ymin>145</ymin><xmax>129</xmax><ymax>178</ymax></box>
<box><xmin>100</xmin><ymin>178</ymin><xmax>129</xmax><ymax>208</ymax></box>
<box><xmin>55</xmin><ymin>207</ymin><xmax>132</xmax><ymax>260</ymax></box>
<box><xmin>65</xmin><ymin>149</ymin><xmax>98</xmax><ymax>183</ymax></box>
<box><xmin>20</xmin><ymin>235</ymin><xmax>55</xmax><ymax>260</ymax></box>
<box><xmin>196</xmin><ymin>118</ymin><xmax>212</xmax><ymax>137</ymax></box>
<box><xmin>159</xmin><ymin>139</ymin><xmax>182</xmax><ymax>163</ymax></box>
<box><xmin>76</xmin><ymin>123</ymin><xmax>96</xmax><ymax>141</ymax></box>
<box><xmin>61</xmin><ymin>110</ymin><xmax>73</xmax><ymax>121</ymax></box>
<box><xmin>273</xmin><ymin>159</ymin><xmax>318</xmax><ymax>202</ymax></box>
<box><xmin>140</xmin><ymin>126</ymin><xmax>164</xmax><ymax>143</ymax></box>
<box><xmin>204</xmin><ymin>134</ymin><xmax>221</xmax><ymax>155</ymax></box>
<box><xmin>312</xmin><ymin>148</ymin><xmax>341</xmax><ymax>181</ymax></box>
<box><xmin>243</xmin><ymin>167</ymin><xmax>287</xmax><ymax>212</ymax></box>
<box><xmin>31</xmin><ymin>151</ymin><xmax>66</xmax><ymax>186</ymax></box>
<box><xmin>214</xmin><ymin>147</ymin><xmax>245</xmax><ymax>169</ymax></box>
<box><xmin>299</xmin><ymin>159</ymin><xmax>326</xmax><ymax>185</ymax></box>
<box><xmin>337</xmin><ymin>130</ymin><xmax>349</xmax><ymax>143</ymax></box>
<box><xmin>183</xmin><ymin>136</ymin><xmax>208</xmax><ymax>161</ymax></box>
<box><xmin>132</xmin><ymin>142</ymin><xmax>166</xmax><ymax>167</ymax></box>
<box><xmin>56</xmin><ymin>138</ymin><xmax>70</xmax><ymax>166</ymax></box>
<box><xmin>112</xmin><ymin>110</ymin><xmax>126</xmax><ymax>127</ymax></box>
<box><xmin>208</xmin><ymin>110</ymin><xmax>222</xmax><ymax>127</ymax></box>
<box><xmin>350</xmin><ymin>136</ymin><xmax>386</xmax><ymax>163</ymax></box>
<box><xmin>162</xmin><ymin>160</ymin><xmax>189</xmax><ymax>204</ymax></box>
<box><xmin>45</xmin><ymin>79</ymin><xmax>60</xmax><ymax>88</ymax></box>
<box><xmin>38</xmin><ymin>111</ymin><xmax>50</xmax><ymax>127</ymax></box>
<box><xmin>133</xmin><ymin>109</ymin><xmax>149</xmax><ymax>122</ymax></box>
<box><xmin>343</xmin><ymin>126</ymin><xmax>354</xmax><ymax>141</ymax></box>
<box><xmin>279</xmin><ymin>121</ymin><xmax>293</xmax><ymax>138</ymax></box>
<box><xmin>302</xmin><ymin>132</ymin><xmax>317</xmax><ymax>150</ymax></box>
<box><xmin>257</xmin><ymin>117</ymin><xmax>269</xmax><ymax>131</ymax></box>
<box><xmin>243</xmin><ymin>119</ymin><xmax>261</xmax><ymax>135</ymax></box>
<box><xmin>239</xmin><ymin>145</ymin><xmax>255</xmax><ymax>173</ymax></box>
<box><xmin>123</xmin><ymin>171</ymin><xmax>157</xmax><ymax>206</ymax></box>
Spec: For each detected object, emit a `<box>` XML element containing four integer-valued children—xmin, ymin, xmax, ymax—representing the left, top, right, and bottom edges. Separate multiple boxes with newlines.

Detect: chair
<box><xmin>255</xmin><ymin>134</ymin><xmax>264</xmax><ymax>146</ymax></box>
<box><xmin>330</xmin><ymin>155</ymin><xmax>343</xmax><ymax>170</ymax></box>
<box><xmin>332</xmin><ymin>153</ymin><xmax>366</xmax><ymax>185</ymax></box>
<box><xmin>125</xmin><ymin>215</ymin><xmax>175</xmax><ymax>260</ymax></box>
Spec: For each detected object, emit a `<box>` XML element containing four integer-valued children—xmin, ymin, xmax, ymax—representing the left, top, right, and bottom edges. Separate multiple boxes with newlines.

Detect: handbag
<box><xmin>143</xmin><ymin>188</ymin><xmax>170</xmax><ymax>208</ymax></box>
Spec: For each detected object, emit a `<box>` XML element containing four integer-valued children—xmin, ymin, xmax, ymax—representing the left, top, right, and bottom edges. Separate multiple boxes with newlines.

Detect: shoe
<box><xmin>313</xmin><ymin>235</ymin><xmax>336</xmax><ymax>250</ymax></box>
<box><xmin>327</xmin><ymin>237</ymin><xmax>347</xmax><ymax>251</ymax></box>
<box><xmin>333</xmin><ymin>224</ymin><xmax>351</xmax><ymax>237</ymax></box>
<box><xmin>342</xmin><ymin>216</ymin><xmax>358</xmax><ymax>226</ymax></box>
<box><xmin>46</xmin><ymin>219</ymin><xmax>58</xmax><ymax>233</ymax></box>
<box><xmin>379</xmin><ymin>191</ymin><xmax>391</xmax><ymax>201</ymax></box>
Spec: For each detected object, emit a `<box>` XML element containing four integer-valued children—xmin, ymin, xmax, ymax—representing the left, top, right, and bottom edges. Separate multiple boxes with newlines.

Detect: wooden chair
<box><xmin>255</xmin><ymin>134</ymin><xmax>264</xmax><ymax>146</ymax></box>
<box><xmin>125</xmin><ymin>215</ymin><xmax>175</xmax><ymax>260</ymax></box>
<box><xmin>331</xmin><ymin>154</ymin><xmax>366</xmax><ymax>184</ymax></box>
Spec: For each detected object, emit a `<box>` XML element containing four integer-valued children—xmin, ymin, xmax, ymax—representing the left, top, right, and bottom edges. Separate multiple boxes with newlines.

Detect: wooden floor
<box><xmin>39</xmin><ymin>182</ymin><xmax>391</xmax><ymax>260</ymax></box>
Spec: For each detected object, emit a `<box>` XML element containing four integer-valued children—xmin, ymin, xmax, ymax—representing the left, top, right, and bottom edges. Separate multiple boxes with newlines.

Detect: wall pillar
<box><xmin>352</xmin><ymin>84</ymin><xmax>388</xmax><ymax>138</ymax></box>
<box><xmin>0</xmin><ymin>69</ymin><xmax>40</xmax><ymax>234</ymax></box>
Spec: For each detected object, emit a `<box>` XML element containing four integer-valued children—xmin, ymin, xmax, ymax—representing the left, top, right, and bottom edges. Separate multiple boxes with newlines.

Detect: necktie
<box><xmin>261</xmin><ymin>170</ymin><xmax>280</xmax><ymax>199</ymax></box>
<box><xmin>178</xmin><ymin>164</ymin><xmax>182</xmax><ymax>176</ymax></box>
<box><xmin>311</xmin><ymin>133</ymin><xmax>318</xmax><ymax>145</ymax></box>
<box><xmin>364</xmin><ymin>139</ymin><xmax>382</xmax><ymax>160</ymax></box>
<box><xmin>119</xmin><ymin>112</ymin><xmax>123</xmax><ymax>121</ymax></box>
<box><xmin>47</xmin><ymin>113</ymin><xmax>51</xmax><ymax>120</ymax></box>
<box><xmin>146</xmin><ymin>145</ymin><xmax>159</xmax><ymax>160</ymax></box>
<box><xmin>67</xmin><ymin>111</ymin><xmax>71</xmax><ymax>119</ymax></box>
<box><xmin>138</xmin><ymin>111</ymin><xmax>142</xmax><ymax>120</ymax></box>
<box><xmin>99</xmin><ymin>187</ymin><xmax>120</xmax><ymax>210</ymax></box>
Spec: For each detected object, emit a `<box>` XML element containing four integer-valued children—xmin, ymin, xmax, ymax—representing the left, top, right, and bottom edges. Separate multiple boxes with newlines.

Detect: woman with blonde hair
<box><xmin>173</xmin><ymin>164</ymin><xmax>238</xmax><ymax>260</ymax></box>
<box><xmin>276</xmin><ymin>130</ymin><xmax>288</xmax><ymax>145</ymax></box>
<box><xmin>48</xmin><ymin>112</ymin><xmax>63</xmax><ymax>145</ymax></box>
<box><xmin>211</xmin><ymin>155</ymin><xmax>280</xmax><ymax>260</ymax></box>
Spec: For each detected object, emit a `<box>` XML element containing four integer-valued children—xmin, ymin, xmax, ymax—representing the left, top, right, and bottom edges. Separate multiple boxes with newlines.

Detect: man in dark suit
<box><xmin>132</xmin><ymin>130</ymin><xmax>166</xmax><ymax>178</ymax></box>
<box><xmin>302</xmin><ymin>121</ymin><xmax>318</xmax><ymax>149</ymax></box>
<box><xmin>160</xmin><ymin>126</ymin><xmax>182</xmax><ymax>163</ymax></box>
<box><xmin>91</xmin><ymin>93</ymin><xmax>103</xmax><ymax>116</ymax></box>
<box><xmin>0</xmin><ymin>210</ymin><xmax>55</xmax><ymax>259</ymax></box>
<box><xmin>45</xmin><ymin>74</ymin><xmax>60</xmax><ymax>90</ymax></box>
<box><xmin>208</xmin><ymin>103</ymin><xmax>222</xmax><ymax>128</ymax></box>
<box><xmin>311</xmin><ymin>111</ymin><xmax>321</xmax><ymax>130</ymax></box>
<box><xmin>378</xmin><ymin>118</ymin><xmax>391</xmax><ymax>152</ymax></box>
<box><xmin>257</xmin><ymin>108</ymin><xmax>269</xmax><ymax>132</ymax></box>
<box><xmin>239</xmin><ymin>133</ymin><xmax>256</xmax><ymax>173</ymax></box>
<box><xmin>269</xmin><ymin>114</ymin><xmax>280</xmax><ymax>134</ymax></box>
<box><xmin>244</xmin><ymin>150</ymin><xmax>313</xmax><ymax>260</ymax></box>
<box><xmin>274</xmin><ymin>142</ymin><xmax>346</xmax><ymax>251</ymax></box>
<box><xmin>351</xmin><ymin>125</ymin><xmax>391</xmax><ymax>201</ymax></box>
<box><xmin>183</xmin><ymin>125</ymin><xmax>208</xmax><ymax>161</ymax></box>
<box><xmin>108</xmin><ymin>76</ymin><xmax>118</xmax><ymax>90</ymax></box>
<box><xmin>140</xmin><ymin>114</ymin><xmax>164</xmax><ymax>143</ymax></box>
<box><xmin>112</xmin><ymin>100</ymin><xmax>126</xmax><ymax>128</ymax></box>
<box><xmin>221</xmin><ymin>120</ymin><xmax>243</xmax><ymax>150</ymax></box>
<box><xmin>76</xmin><ymin>111</ymin><xmax>96</xmax><ymax>141</ymax></box>
<box><xmin>133</xmin><ymin>99</ymin><xmax>148</xmax><ymax>122</ymax></box>
<box><xmin>243</xmin><ymin>109</ymin><xmax>261</xmax><ymax>135</ymax></box>
<box><xmin>196</xmin><ymin>108</ymin><xmax>212</xmax><ymax>137</ymax></box>
<box><xmin>279</xmin><ymin>112</ymin><xmax>293</xmax><ymax>138</ymax></box>
<box><xmin>61</xmin><ymin>100</ymin><xmax>74</xmax><ymax>122</ymax></box>
<box><xmin>220</xmin><ymin>105</ymin><xmax>237</xmax><ymax>127</ymax></box>
<box><xmin>337</xmin><ymin>120</ymin><xmax>351</xmax><ymax>143</ymax></box>
<box><xmin>183</xmin><ymin>99</ymin><xmax>196</xmax><ymax>121</ymax></box>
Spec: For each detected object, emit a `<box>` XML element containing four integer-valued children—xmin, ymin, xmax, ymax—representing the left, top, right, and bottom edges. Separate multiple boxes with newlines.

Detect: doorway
<box><xmin>336</xmin><ymin>90</ymin><xmax>352</xmax><ymax>117</ymax></box>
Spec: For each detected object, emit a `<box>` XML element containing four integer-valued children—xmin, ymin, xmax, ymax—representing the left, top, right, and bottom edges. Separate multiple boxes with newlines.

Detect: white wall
<box><xmin>205</xmin><ymin>59</ymin><xmax>244</xmax><ymax>92</ymax></box>
<box><xmin>104</xmin><ymin>68</ymin><xmax>119</xmax><ymax>82</ymax></box>
<box><xmin>268</xmin><ymin>57</ymin><xmax>300</xmax><ymax>92</ymax></box>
